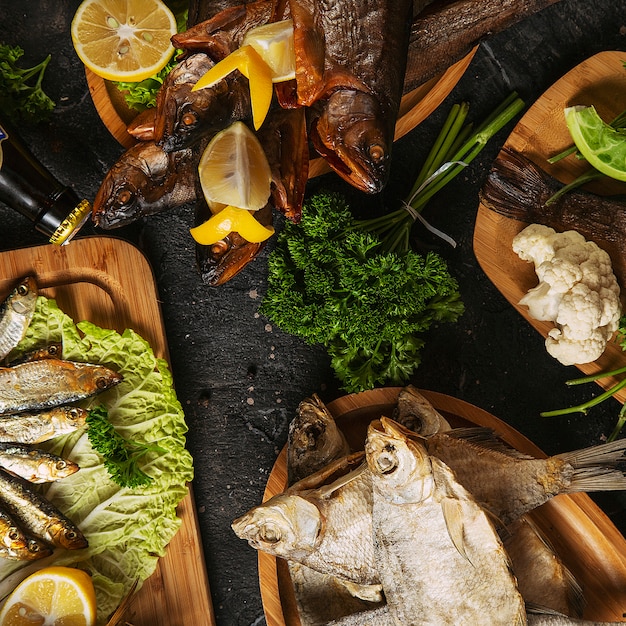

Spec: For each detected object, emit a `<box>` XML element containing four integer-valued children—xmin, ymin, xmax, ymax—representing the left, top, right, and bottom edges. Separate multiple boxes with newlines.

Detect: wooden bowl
<box><xmin>258</xmin><ymin>387</ymin><xmax>626</xmax><ymax>625</ymax></box>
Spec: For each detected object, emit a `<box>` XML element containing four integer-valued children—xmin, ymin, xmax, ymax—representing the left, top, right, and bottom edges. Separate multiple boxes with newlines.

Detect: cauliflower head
<box><xmin>512</xmin><ymin>224</ymin><xmax>622</xmax><ymax>366</ymax></box>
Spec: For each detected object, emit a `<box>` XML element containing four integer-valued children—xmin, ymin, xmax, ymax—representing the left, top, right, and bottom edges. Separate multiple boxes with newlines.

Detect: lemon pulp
<box><xmin>0</xmin><ymin>566</ymin><xmax>97</xmax><ymax>626</ymax></box>
<box><xmin>197</xmin><ymin>121</ymin><xmax>272</xmax><ymax>211</ymax></box>
<box><xmin>71</xmin><ymin>0</ymin><xmax>177</xmax><ymax>82</ymax></box>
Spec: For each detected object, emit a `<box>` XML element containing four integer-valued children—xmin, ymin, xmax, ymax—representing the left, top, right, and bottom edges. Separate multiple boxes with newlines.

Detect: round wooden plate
<box><xmin>85</xmin><ymin>47</ymin><xmax>478</xmax><ymax>167</ymax></box>
<box><xmin>473</xmin><ymin>50</ymin><xmax>626</xmax><ymax>401</ymax></box>
<box><xmin>258</xmin><ymin>387</ymin><xmax>626</xmax><ymax>625</ymax></box>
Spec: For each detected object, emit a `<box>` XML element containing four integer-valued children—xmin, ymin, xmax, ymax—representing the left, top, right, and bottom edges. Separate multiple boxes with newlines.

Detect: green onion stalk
<box><xmin>354</xmin><ymin>92</ymin><xmax>526</xmax><ymax>253</ymax></box>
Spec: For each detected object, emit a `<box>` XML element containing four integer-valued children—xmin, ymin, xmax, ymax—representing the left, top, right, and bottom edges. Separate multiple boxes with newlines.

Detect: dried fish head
<box><xmin>92</xmin><ymin>142</ymin><xmax>197</xmax><ymax>229</ymax></box>
<box><xmin>232</xmin><ymin>493</ymin><xmax>322</xmax><ymax>560</ymax></box>
<box><xmin>365</xmin><ymin>418</ymin><xmax>434</xmax><ymax>503</ymax></box>
<box><xmin>288</xmin><ymin>394</ymin><xmax>350</xmax><ymax>486</ymax></box>
<box><xmin>311</xmin><ymin>90</ymin><xmax>391</xmax><ymax>194</ymax></box>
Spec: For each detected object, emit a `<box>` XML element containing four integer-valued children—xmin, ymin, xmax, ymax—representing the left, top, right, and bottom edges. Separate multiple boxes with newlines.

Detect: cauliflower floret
<box><xmin>545</xmin><ymin>327</ymin><xmax>608</xmax><ymax>366</ymax></box>
<box><xmin>513</xmin><ymin>224</ymin><xmax>622</xmax><ymax>366</ymax></box>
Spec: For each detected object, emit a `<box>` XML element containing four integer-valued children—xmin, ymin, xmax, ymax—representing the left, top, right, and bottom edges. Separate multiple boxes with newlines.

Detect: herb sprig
<box><xmin>87</xmin><ymin>405</ymin><xmax>165</xmax><ymax>488</ymax></box>
<box><xmin>0</xmin><ymin>43</ymin><xmax>55</xmax><ymax>123</ymax></box>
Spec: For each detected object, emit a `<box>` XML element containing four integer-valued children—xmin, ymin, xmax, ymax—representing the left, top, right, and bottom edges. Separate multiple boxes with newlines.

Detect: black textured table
<box><xmin>4</xmin><ymin>1</ymin><xmax>626</xmax><ymax>624</ymax></box>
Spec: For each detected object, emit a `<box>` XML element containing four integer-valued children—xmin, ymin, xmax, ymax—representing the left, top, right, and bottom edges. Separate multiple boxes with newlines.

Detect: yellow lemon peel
<box><xmin>190</xmin><ymin>205</ymin><xmax>274</xmax><ymax>245</ymax></box>
<box><xmin>192</xmin><ymin>45</ymin><xmax>273</xmax><ymax>130</ymax></box>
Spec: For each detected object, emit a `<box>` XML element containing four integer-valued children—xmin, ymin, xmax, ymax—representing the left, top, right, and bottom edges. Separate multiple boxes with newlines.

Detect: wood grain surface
<box><xmin>473</xmin><ymin>50</ymin><xmax>626</xmax><ymax>403</ymax></box>
<box><xmin>258</xmin><ymin>387</ymin><xmax>626</xmax><ymax>625</ymax></box>
<box><xmin>0</xmin><ymin>236</ymin><xmax>215</xmax><ymax>626</ymax></box>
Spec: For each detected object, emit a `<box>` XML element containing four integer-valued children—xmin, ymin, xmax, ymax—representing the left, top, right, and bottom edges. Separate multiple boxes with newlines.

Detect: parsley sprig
<box><xmin>0</xmin><ymin>43</ymin><xmax>55</xmax><ymax>123</ymax></box>
<box><xmin>87</xmin><ymin>405</ymin><xmax>165</xmax><ymax>488</ymax></box>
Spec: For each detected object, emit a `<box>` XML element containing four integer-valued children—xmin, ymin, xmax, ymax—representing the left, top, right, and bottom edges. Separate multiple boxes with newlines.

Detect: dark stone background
<box><xmin>3</xmin><ymin>1</ymin><xmax>626</xmax><ymax>623</ymax></box>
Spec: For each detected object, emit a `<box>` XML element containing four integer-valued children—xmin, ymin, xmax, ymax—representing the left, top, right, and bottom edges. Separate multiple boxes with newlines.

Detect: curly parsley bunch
<box><xmin>260</xmin><ymin>192</ymin><xmax>464</xmax><ymax>392</ymax></box>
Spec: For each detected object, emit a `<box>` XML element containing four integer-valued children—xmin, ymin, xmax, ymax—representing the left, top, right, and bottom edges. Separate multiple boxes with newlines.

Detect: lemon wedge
<box><xmin>565</xmin><ymin>105</ymin><xmax>626</xmax><ymax>182</ymax></box>
<box><xmin>198</xmin><ymin>121</ymin><xmax>272</xmax><ymax>211</ymax></box>
<box><xmin>0</xmin><ymin>566</ymin><xmax>97</xmax><ymax>626</ymax></box>
<box><xmin>190</xmin><ymin>205</ymin><xmax>275</xmax><ymax>245</ymax></box>
<box><xmin>71</xmin><ymin>0</ymin><xmax>177</xmax><ymax>82</ymax></box>
<box><xmin>192</xmin><ymin>45</ymin><xmax>273</xmax><ymax>130</ymax></box>
<box><xmin>241</xmin><ymin>19</ymin><xmax>296</xmax><ymax>83</ymax></box>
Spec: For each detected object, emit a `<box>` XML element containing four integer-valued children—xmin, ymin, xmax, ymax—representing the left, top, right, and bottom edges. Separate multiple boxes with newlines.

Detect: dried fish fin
<box><xmin>442</xmin><ymin>427</ymin><xmax>537</xmax><ymax>460</ymax></box>
<box><xmin>441</xmin><ymin>496</ymin><xmax>472</xmax><ymax>564</ymax></box>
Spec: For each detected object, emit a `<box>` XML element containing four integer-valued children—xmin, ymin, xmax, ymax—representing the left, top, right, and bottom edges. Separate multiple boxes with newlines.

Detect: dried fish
<box><xmin>392</xmin><ymin>385</ymin><xmax>451</xmax><ymax>435</ymax></box>
<box><xmin>425</xmin><ymin>426</ymin><xmax>626</xmax><ymax>526</ymax></box>
<box><xmin>5</xmin><ymin>342</ymin><xmax>63</xmax><ymax>366</ymax></box>
<box><xmin>366</xmin><ymin>418</ymin><xmax>526</xmax><ymax>625</ymax></box>
<box><xmin>0</xmin><ymin>443</ymin><xmax>79</xmax><ymax>484</ymax></box>
<box><xmin>0</xmin><ymin>276</ymin><xmax>38</xmax><ymax>361</ymax></box>
<box><xmin>153</xmin><ymin>53</ymin><xmax>252</xmax><ymax>152</ymax></box>
<box><xmin>0</xmin><ymin>406</ymin><xmax>88</xmax><ymax>444</ymax></box>
<box><xmin>0</xmin><ymin>503</ymin><xmax>52</xmax><ymax>561</ymax></box>
<box><xmin>0</xmin><ymin>358</ymin><xmax>122</xmax><ymax>415</ymax></box>
<box><xmin>287</xmin><ymin>394</ymin><xmax>350</xmax><ymax>486</ymax></box>
<box><xmin>289</xmin><ymin>0</ymin><xmax>417</xmax><ymax>193</ymax></box>
<box><xmin>0</xmin><ymin>468</ymin><xmax>87</xmax><ymax>550</ymax></box>
<box><xmin>92</xmin><ymin>141</ymin><xmax>199</xmax><ymax>229</ymax></box>
<box><xmin>505</xmin><ymin>516</ymin><xmax>584</xmax><ymax>618</ymax></box>
<box><xmin>232</xmin><ymin>462</ymin><xmax>379</xmax><ymax>586</ymax></box>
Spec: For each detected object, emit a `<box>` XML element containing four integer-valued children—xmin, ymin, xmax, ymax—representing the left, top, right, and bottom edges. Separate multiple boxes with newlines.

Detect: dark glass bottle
<box><xmin>0</xmin><ymin>117</ymin><xmax>91</xmax><ymax>245</ymax></box>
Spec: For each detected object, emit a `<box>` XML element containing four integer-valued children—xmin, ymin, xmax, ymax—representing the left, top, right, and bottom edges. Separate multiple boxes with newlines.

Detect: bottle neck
<box><xmin>0</xmin><ymin>119</ymin><xmax>92</xmax><ymax>245</ymax></box>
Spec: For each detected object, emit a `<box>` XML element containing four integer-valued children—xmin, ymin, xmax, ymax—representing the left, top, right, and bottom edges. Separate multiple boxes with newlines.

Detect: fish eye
<box><xmin>368</xmin><ymin>144</ymin><xmax>385</xmax><ymax>163</ymax></box>
<box><xmin>259</xmin><ymin>523</ymin><xmax>282</xmax><ymax>544</ymax></box>
<box><xmin>68</xmin><ymin>407</ymin><xmax>81</xmax><ymax>419</ymax></box>
<box><xmin>65</xmin><ymin>529</ymin><xmax>78</xmax><ymax>540</ymax></box>
<box><xmin>96</xmin><ymin>376</ymin><xmax>109</xmax><ymax>390</ymax></box>
<box><xmin>56</xmin><ymin>460</ymin><xmax>68</xmax><ymax>470</ymax></box>
<box><xmin>375</xmin><ymin>444</ymin><xmax>399</xmax><ymax>475</ymax></box>
<box><xmin>116</xmin><ymin>188</ymin><xmax>135</xmax><ymax>208</ymax></box>
<box><xmin>28</xmin><ymin>539</ymin><xmax>43</xmax><ymax>552</ymax></box>
<box><xmin>210</xmin><ymin>240</ymin><xmax>230</xmax><ymax>256</ymax></box>
<box><xmin>181</xmin><ymin>111</ymin><xmax>198</xmax><ymax>127</ymax></box>
<box><xmin>8</xmin><ymin>528</ymin><xmax>21</xmax><ymax>541</ymax></box>
<box><xmin>17</xmin><ymin>283</ymin><xmax>29</xmax><ymax>296</ymax></box>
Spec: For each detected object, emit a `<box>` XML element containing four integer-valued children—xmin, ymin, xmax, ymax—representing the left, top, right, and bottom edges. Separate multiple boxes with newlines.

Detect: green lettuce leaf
<box><xmin>0</xmin><ymin>297</ymin><xmax>194</xmax><ymax>625</ymax></box>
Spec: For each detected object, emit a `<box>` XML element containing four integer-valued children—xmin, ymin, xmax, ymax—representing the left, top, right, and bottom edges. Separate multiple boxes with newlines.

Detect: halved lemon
<box><xmin>190</xmin><ymin>205</ymin><xmax>275</xmax><ymax>245</ymax></box>
<box><xmin>71</xmin><ymin>0</ymin><xmax>177</xmax><ymax>82</ymax></box>
<box><xmin>192</xmin><ymin>45</ymin><xmax>273</xmax><ymax>130</ymax></box>
<box><xmin>565</xmin><ymin>105</ymin><xmax>626</xmax><ymax>182</ymax></box>
<box><xmin>241</xmin><ymin>19</ymin><xmax>296</xmax><ymax>83</ymax></box>
<box><xmin>0</xmin><ymin>566</ymin><xmax>97</xmax><ymax>626</ymax></box>
<box><xmin>198</xmin><ymin>121</ymin><xmax>272</xmax><ymax>211</ymax></box>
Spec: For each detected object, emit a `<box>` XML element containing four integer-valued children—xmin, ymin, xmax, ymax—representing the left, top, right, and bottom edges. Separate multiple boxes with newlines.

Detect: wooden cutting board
<box><xmin>259</xmin><ymin>387</ymin><xmax>626</xmax><ymax>625</ymax></box>
<box><xmin>0</xmin><ymin>236</ymin><xmax>215</xmax><ymax>626</ymax></box>
<box><xmin>474</xmin><ymin>50</ymin><xmax>626</xmax><ymax>402</ymax></box>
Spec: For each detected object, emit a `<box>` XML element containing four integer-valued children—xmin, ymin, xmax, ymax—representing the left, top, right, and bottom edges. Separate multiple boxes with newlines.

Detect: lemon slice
<box><xmin>71</xmin><ymin>0</ymin><xmax>177</xmax><ymax>82</ymax></box>
<box><xmin>565</xmin><ymin>105</ymin><xmax>626</xmax><ymax>182</ymax></box>
<box><xmin>192</xmin><ymin>45</ymin><xmax>273</xmax><ymax>130</ymax></box>
<box><xmin>0</xmin><ymin>566</ymin><xmax>97</xmax><ymax>626</ymax></box>
<box><xmin>241</xmin><ymin>19</ymin><xmax>296</xmax><ymax>83</ymax></box>
<box><xmin>198</xmin><ymin>121</ymin><xmax>272</xmax><ymax>211</ymax></box>
<box><xmin>190</xmin><ymin>205</ymin><xmax>275</xmax><ymax>245</ymax></box>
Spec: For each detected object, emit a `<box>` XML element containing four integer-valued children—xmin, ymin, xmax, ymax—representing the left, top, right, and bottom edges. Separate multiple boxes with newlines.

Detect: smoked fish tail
<box><xmin>479</xmin><ymin>147</ymin><xmax>626</xmax><ymax>286</ymax></box>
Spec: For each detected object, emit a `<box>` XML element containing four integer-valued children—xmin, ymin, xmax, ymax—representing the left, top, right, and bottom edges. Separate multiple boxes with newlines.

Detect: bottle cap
<box><xmin>36</xmin><ymin>189</ymin><xmax>92</xmax><ymax>245</ymax></box>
